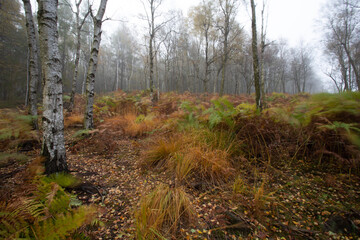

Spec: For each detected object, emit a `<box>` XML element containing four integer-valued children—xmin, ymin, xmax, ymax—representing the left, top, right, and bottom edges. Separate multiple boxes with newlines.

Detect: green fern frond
<box><xmin>0</xmin><ymin>175</ymin><xmax>97</xmax><ymax>240</ymax></box>
<box><xmin>321</xmin><ymin>122</ymin><xmax>360</xmax><ymax>134</ymax></box>
<box><xmin>32</xmin><ymin>206</ymin><xmax>97</xmax><ymax>240</ymax></box>
<box><xmin>293</xmin><ymin>92</ymin><xmax>360</xmax><ymax>126</ymax></box>
<box><xmin>204</xmin><ymin>97</ymin><xmax>237</xmax><ymax>129</ymax></box>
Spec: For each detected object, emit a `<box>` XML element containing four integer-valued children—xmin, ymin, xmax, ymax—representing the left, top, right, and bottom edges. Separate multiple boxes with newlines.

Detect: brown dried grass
<box><xmin>64</xmin><ymin>114</ymin><xmax>83</xmax><ymax>128</ymax></box>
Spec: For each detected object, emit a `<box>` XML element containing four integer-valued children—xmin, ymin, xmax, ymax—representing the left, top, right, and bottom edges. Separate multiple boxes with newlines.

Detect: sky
<box><xmin>29</xmin><ymin>0</ymin><xmax>327</xmax><ymax>47</ymax></box>
<box><xmin>102</xmin><ymin>0</ymin><xmax>326</xmax><ymax>47</ymax></box>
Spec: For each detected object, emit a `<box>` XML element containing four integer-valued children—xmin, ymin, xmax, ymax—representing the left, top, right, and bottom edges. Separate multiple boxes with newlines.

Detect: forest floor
<box><xmin>64</xmin><ymin>127</ymin><xmax>360</xmax><ymax>240</ymax></box>
<box><xmin>1</xmin><ymin>91</ymin><xmax>360</xmax><ymax>239</ymax></box>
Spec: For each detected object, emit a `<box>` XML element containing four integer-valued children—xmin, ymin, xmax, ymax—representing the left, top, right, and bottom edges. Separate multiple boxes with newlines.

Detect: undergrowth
<box><xmin>135</xmin><ymin>184</ymin><xmax>194</xmax><ymax>239</ymax></box>
<box><xmin>0</xmin><ymin>109</ymin><xmax>39</xmax><ymax>150</ymax></box>
<box><xmin>0</xmin><ymin>158</ymin><xmax>98</xmax><ymax>240</ymax></box>
<box><xmin>45</xmin><ymin>91</ymin><xmax>360</xmax><ymax>239</ymax></box>
<box><xmin>0</xmin><ymin>153</ymin><xmax>28</xmax><ymax>167</ymax></box>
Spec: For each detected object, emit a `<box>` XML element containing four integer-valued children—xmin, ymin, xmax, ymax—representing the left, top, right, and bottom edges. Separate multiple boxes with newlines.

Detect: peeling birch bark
<box><xmin>84</xmin><ymin>0</ymin><xmax>108</xmax><ymax>129</ymax></box>
<box><xmin>37</xmin><ymin>0</ymin><xmax>67</xmax><ymax>174</ymax></box>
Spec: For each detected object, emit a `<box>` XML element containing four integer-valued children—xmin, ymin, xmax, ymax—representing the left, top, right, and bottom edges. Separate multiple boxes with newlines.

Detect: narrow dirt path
<box><xmin>67</xmin><ymin>137</ymin><xmax>149</xmax><ymax>239</ymax></box>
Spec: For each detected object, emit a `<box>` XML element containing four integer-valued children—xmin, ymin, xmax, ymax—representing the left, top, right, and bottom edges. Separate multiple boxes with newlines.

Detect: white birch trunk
<box><xmin>37</xmin><ymin>0</ymin><xmax>67</xmax><ymax>174</ymax></box>
<box><xmin>84</xmin><ymin>0</ymin><xmax>108</xmax><ymax>129</ymax></box>
<box><xmin>69</xmin><ymin>0</ymin><xmax>89</xmax><ymax>112</ymax></box>
<box><xmin>23</xmin><ymin>0</ymin><xmax>40</xmax><ymax>128</ymax></box>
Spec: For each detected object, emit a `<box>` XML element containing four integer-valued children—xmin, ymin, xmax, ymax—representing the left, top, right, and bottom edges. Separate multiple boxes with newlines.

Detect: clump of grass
<box><xmin>141</xmin><ymin>132</ymin><xmax>234</xmax><ymax>185</ymax></box>
<box><xmin>124</xmin><ymin>113</ymin><xmax>158</xmax><ymax>137</ymax></box>
<box><xmin>172</xmin><ymin>153</ymin><xmax>194</xmax><ymax>183</ymax></box>
<box><xmin>135</xmin><ymin>184</ymin><xmax>194</xmax><ymax>239</ymax></box>
<box><xmin>190</xmin><ymin>128</ymin><xmax>239</xmax><ymax>156</ymax></box>
<box><xmin>140</xmin><ymin>137</ymin><xmax>182</xmax><ymax>169</ymax></box>
<box><xmin>64</xmin><ymin>114</ymin><xmax>83</xmax><ymax>128</ymax></box>
<box><xmin>233</xmin><ymin>175</ymin><xmax>247</xmax><ymax>195</ymax></box>
<box><xmin>253</xmin><ymin>182</ymin><xmax>266</xmax><ymax>213</ymax></box>
<box><xmin>252</xmin><ymin>178</ymin><xmax>275</xmax><ymax>218</ymax></box>
<box><xmin>179</xmin><ymin>146</ymin><xmax>233</xmax><ymax>185</ymax></box>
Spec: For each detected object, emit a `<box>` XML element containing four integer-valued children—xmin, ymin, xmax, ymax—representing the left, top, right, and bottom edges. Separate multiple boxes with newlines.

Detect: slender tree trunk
<box><xmin>84</xmin><ymin>0</ymin><xmax>108</xmax><ymax>129</ymax></box>
<box><xmin>260</xmin><ymin>1</ymin><xmax>266</xmax><ymax>108</ymax></box>
<box><xmin>128</xmin><ymin>56</ymin><xmax>133</xmax><ymax>91</ymax></box>
<box><xmin>204</xmin><ymin>28</ymin><xmax>210</xmax><ymax>93</ymax></box>
<box><xmin>121</xmin><ymin>61</ymin><xmax>125</xmax><ymax>90</ymax></box>
<box><xmin>23</xmin><ymin>0</ymin><xmax>40</xmax><ymax>128</ymax></box>
<box><xmin>116</xmin><ymin>59</ymin><xmax>119</xmax><ymax>90</ymax></box>
<box><xmin>148</xmin><ymin>0</ymin><xmax>159</xmax><ymax>102</ymax></box>
<box><xmin>69</xmin><ymin>28</ymin><xmax>81</xmax><ymax>110</ymax></box>
<box><xmin>250</xmin><ymin>0</ymin><xmax>262</xmax><ymax>110</ymax></box>
<box><xmin>25</xmin><ymin>48</ymin><xmax>30</xmax><ymax>106</ymax></box>
<box><xmin>70</xmin><ymin>0</ymin><xmax>88</xmax><ymax>112</ymax></box>
<box><xmin>220</xmin><ymin>39</ymin><xmax>228</xmax><ymax>96</ymax></box>
<box><xmin>149</xmin><ymin>34</ymin><xmax>157</xmax><ymax>101</ymax></box>
<box><xmin>82</xmin><ymin>62</ymin><xmax>86</xmax><ymax>94</ymax></box>
<box><xmin>37</xmin><ymin>0</ymin><xmax>67</xmax><ymax>174</ymax></box>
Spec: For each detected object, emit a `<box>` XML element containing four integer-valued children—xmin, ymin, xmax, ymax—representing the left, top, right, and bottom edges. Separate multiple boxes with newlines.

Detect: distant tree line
<box><xmin>322</xmin><ymin>0</ymin><xmax>360</xmax><ymax>92</ymax></box>
<box><xmin>1</xmin><ymin>0</ymin><xmax>360</xmax><ymax>106</ymax></box>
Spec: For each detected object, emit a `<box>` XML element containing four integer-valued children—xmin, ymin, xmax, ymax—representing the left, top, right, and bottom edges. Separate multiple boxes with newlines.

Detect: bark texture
<box><xmin>250</xmin><ymin>0</ymin><xmax>262</xmax><ymax>110</ymax></box>
<box><xmin>149</xmin><ymin>0</ymin><xmax>157</xmax><ymax>102</ymax></box>
<box><xmin>23</xmin><ymin>0</ymin><xmax>39</xmax><ymax>127</ymax></box>
<box><xmin>69</xmin><ymin>0</ymin><xmax>89</xmax><ymax>111</ymax></box>
<box><xmin>37</xmin><ymin>0</ymin><xmax>67</xmax><ymax>174</ymax></box>
<box><xmin>84</xmin><ymin>0</ymin><xmax>108</xmax><ymax>129</ymax></box>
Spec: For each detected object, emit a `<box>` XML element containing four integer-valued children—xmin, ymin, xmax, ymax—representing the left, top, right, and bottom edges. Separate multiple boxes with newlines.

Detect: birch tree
<box><xmin>37</xmin><ymin>0</ymin><xmax>67</xmax><ymax>174</ymax></box>
<box><xmin>84</xmin><ymin>0</ymin><xmax>108</xmax><ymax>129</ymax></box>
<box><xmin>141</xmin><ymin>0</ymin><xmax>172</xmax><ymax>102</ymax></box>
<box><xmin>22</xmin><ymin>0</ymin><xmax>40</xmax><ymax>128</ymax></box>
<box><xmin>218</xmin><ymin>0</ymin><xmax>238</xmax><ymax>96</ymax></box>
<box><xmin>69</xmin><ymin>0</ymin><xmax>90</xmax><ymax>111</ymax></box>
<box><xmin>189</xmin><ymin>0</ymin><xmax>216</xmax><ymax>92</ymax></box>
<box><xmin>323</xmin><ymin>0</ymin><xmax>360</xmax><ymax>91</ymax></box>
<box><xmin>260</xmin><ymin>0</ymin><xmax>268</xmax><ymax>107</ymax></box>
<box><xmin>250</xmin><ymin>0</ymin><xmax>262</xmax><ymax>110</ymax></box>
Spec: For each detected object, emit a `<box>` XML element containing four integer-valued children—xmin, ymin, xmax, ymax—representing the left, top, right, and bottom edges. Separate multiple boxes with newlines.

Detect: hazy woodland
<box><xmin>1</xmin><ymin>0</ymin><xmax>360</xmax><ymax>239</ymax></box>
